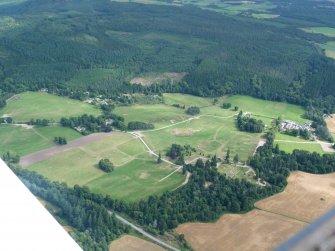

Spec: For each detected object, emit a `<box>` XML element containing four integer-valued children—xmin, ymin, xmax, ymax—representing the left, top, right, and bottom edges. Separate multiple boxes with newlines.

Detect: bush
<box><xmin>186</xmin><ymin>106</ymin><xmax>200</xmax><ymax>115</ymax></box>
<box><xmin>98</xmin><ymin>159</ymin><xmax>114</xmax><ymax>173</ymax></box>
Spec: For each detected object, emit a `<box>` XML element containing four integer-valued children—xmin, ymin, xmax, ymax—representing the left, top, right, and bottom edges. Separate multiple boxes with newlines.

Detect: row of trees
<box><xmin>28</xmin><ymin>119</ymin><xmax>49</xmax><ymax>126</ymax></box>
<box><xmin>127</xmin><ymin>121</ymin><xmax>154</xmax><ymax>131</ymax></box>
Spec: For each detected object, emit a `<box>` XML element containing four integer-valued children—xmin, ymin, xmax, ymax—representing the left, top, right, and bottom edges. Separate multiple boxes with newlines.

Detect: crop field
<box><xmin>176</xmin><ymin>210</ymin><xmax>306</xmax><ymax>251</ymax></box>
<box><xmin>177</xmin><ymin>171</ymin><xmax>335</xmax><ymax>251</ymax></box>
<box><xmin>301</xmin><ymin>27</ymin><xmax>335</xmax><ymax>38</ymax></box>
<box><xmin>321</xmin><ymin>42</ymin><xmax>335</xmax><ymax>59</ymax></box>
<box><xmin>0</xmin><ymin>125</ymin><xmax>81</xmax><ymax>156</ymax></box>
<box><xmin>0</xmin><ymin>92</ymin><xmax>100</xmax><ymax>122</ymax></box>
<box><xmin>256</xmin><ymin>171</ymin><xmax>335</xmax><ymax>223</ymax></box>
<box><xmin>28</xmin><ymin>133</ymin><xmax>184</xmax><ymax>202</ymax></box>
<box><xmin>109</xmin><ymin>235</ymin><xmax>165</xmax><ymax>251</ymax></box>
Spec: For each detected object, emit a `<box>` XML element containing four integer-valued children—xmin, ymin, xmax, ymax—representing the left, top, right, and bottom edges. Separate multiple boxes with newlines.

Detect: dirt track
<box><xmin>20</xmin><ymin>132</ymin><xmax>121</xmax><ymax>167</ymax></box>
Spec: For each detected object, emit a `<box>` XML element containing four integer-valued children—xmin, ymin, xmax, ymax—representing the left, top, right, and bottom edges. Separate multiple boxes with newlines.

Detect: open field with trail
<box><xmin>0</xmin><ymin>125</ymin><xmax>81</xmax><ymax>156</ymax></box>
<box><xmin>109</xmin><ymin>235</ymin><xmax>165</xmax><ymax>251</ymax></box>
<box><xmin>176</xmin><ymin>171</ymin><xmax>335</xmax><ymax>251</ymax></box>
<box><xmin>28</xmin><ymin>132</ymin><xmax>184</xmax><ymax>202</ymax></box>
<box><xmin>0</xmin><ymin>92</ymin><xmax>100</xmax><ymax>122</ymax></box>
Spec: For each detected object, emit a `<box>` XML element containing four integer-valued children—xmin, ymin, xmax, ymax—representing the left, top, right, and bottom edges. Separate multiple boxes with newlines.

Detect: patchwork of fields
<box><xmin>0</xmin><ymin>91</ymin><xmax>327</xmax><ymax>202</ymax></box>
<box><xmin>1</xmin><ymin>91</ymin><xmax>334</xmax><ymax>250</ymax></box>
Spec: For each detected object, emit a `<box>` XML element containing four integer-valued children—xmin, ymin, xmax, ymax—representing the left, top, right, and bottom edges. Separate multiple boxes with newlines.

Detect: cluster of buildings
<box><xmin>86</xmin><ymin>95</ymin><xmax>111</xmax><ymax>106</ymax></box>
<box><xmin>280</xmin><ymin>120</ymin><xmax>312</xmax><ymax>131</ymax></box>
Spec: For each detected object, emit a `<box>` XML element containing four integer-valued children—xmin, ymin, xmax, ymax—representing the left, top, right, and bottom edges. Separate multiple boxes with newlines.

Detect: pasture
<box><xmin>275</xmin><ymin>133</ymin><xmax>325</xmax><ymax>154</ymax></box>
<box><xmin>114</xmin><ymin>104</ymin><xmax>190</xmax><ymax>128</ymax></box>
<box><xmin>28</xmin><ymin>133</ymin><xmax>184</xmax><ymax>202</ymax></box>
<box><xmin>224</xmin><ymin>95</ymin><xmax>309</xmax><ymax>124</ymax></box>
<box><xmin>0</xmin><ymin>125</ymin><xmax>81</xmax><ymax>156</ymax></box>
<box><xmin>177</xmin><ymin>171</ymin><xmax>335</xmax><ymax>251</ymax></box>
<box><xmin>109</xmin><ymin>235</ymin><xmax>165</xmax><ymax>251</ymax></box>
<box><xmin>0</xmin><ymin>92</ymin><xmax>100</xmax><ymax>122</ymax></box>
<box><xmin>143</xmin><ymin>115</ymin><xmax>261</xmax><ymax>161</ymax></box>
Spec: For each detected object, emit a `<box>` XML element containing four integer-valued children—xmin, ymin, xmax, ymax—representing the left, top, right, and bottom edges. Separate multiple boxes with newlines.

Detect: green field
<box><xmin>143</xmin><ymin>115</ymin><xmax>261</xmax><ymax>161</ymax></box>
<box><xmin>29</xmin><ymin>133</ymin><xmax>184</xmax><ymax>202</ymax></box>
<box><xmin>276</xmin><ymin>141</ymin><xmax>324</xmax><ymax>154</ymax></box>
<box><xmin>114</xmin><ymin>104</ymin><xmax>190</xmax><ymax>128</ymax></box>
<box><xmin>23</xmin><ymin>93</ymin><xmax>315</xmax><ymax>202</ymax></box>
<box><xmin>0</xmin><ymin>125</ymin><xmax>81</xmax><ymax>156</ymax></box>
<box><xmin>321</xmin><ymin>42</ymin><xmax>335</xmax><ymax>60</ymax></box>
<box><xmin>224</xmin><ymin>95</ymin><xmax>309</xmax><ymax>124</ymax></box>
<box><xmin>0</xmin><ymin>92</ymin><xmax>101</xmax><ymax>122</ymax></box>
<box><xmin>301</xmin><ymin>27</ymin><xmax>335</xmax><ymax>38</ymax></box>
<box><xmin>275</xmin><ymin>133</ymin><xmax>325</xmax><ymax>154</ymax></box>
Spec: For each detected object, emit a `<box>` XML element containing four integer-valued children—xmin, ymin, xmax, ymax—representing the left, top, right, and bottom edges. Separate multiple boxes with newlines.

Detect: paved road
<box><xmin>110</xmin><ymin>211</ymin><xmax>180</xmax><ymax>251</ymax></box>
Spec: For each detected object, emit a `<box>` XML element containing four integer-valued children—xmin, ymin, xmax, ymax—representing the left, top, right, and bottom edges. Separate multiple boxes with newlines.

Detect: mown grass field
<box><xmin>114</xmin><ymin>104</ymin><xmax>190</xmax><ymax>128</ymax></box>
<box><xmin>29</xmin><ymin>133</ymin><xmax>183</xmax><ymax>202</ymax></box>
<box><xmin>0</xmin><ymin>125</ymin><xmax>81</xmax><ymax>156</ymax></box>
<box><xmin>143</xmin><ymin>115</ymin><xmax>260</xmax><ymax>161</ymax></box>
<box><xmin>0</xmin><ymin>92</ymin><xmax>101</xmax><ymax>122</ymax></box>
<box><xmin>224</xmin><ymin>95</ymin><xmax>309</xmax><ymax>124</ymax></box>
<box><xmin>275</xmin><ymin>133</ymin><xmax>325</xmax><ymax>154</ymax></box>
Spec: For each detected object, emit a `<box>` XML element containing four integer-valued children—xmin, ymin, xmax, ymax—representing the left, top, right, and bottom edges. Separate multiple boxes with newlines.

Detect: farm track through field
<box><xmin>20</xmin><ymin>132</ymin><xmax>122</xmax><ymax>167</ymax></box>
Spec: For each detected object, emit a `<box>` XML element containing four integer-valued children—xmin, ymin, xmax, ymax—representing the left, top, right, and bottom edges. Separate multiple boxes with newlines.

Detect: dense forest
<box><xmin>0</xmin><ymin>0</ymin><xmax>334</xmax><ymax>113</ymax></box>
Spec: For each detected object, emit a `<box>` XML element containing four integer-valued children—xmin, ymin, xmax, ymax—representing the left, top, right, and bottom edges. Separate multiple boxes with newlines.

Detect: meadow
<box><xmin>29</xmin><ymin>133</ymin><xmax>184</xmax><ymax>202</ymax></box>
<box><xmin>0</xmin><ymin>92</ymin><xmax>101</xmax><ymax>122</ymax></box>
<box><xmin>275</xmin><ymin>133</ymin><xmax>325</xmax><ymax>154</ymax></box>
<box><xmin>0</xmin><ymin>125</ymin><xmax>81</xmax><ymax>156</ymax></box>
<box><xmin>14</xmin><ymin>93</ymin><xmax>317</xmax><ymax>202</ymax></box>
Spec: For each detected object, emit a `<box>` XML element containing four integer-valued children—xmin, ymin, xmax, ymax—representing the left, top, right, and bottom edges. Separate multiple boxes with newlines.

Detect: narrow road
<box><xmin>110</xmin><ymin>211</ymin><xmax>180</xmax><ymax>251</ymax></box>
